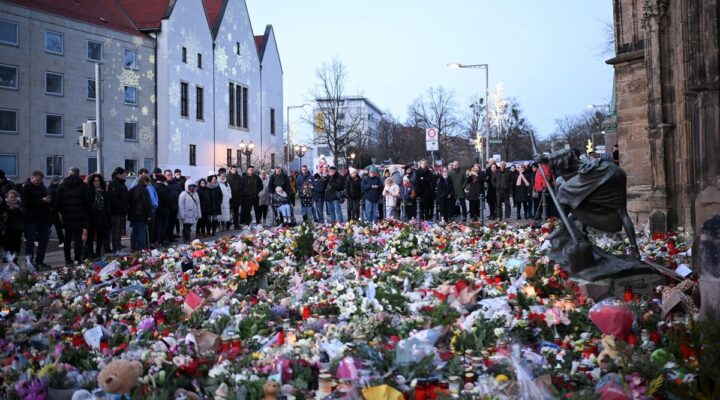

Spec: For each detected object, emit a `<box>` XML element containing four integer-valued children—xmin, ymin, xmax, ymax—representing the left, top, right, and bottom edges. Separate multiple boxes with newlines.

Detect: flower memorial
<box><xmin>0</xmin><ymin>219</ymin><xmax>716</xmax><ymax>400</ymax></box>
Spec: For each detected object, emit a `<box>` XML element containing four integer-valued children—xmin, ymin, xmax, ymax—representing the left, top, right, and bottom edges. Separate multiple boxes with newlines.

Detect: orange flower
<box><xmin>238</xmin><ymin>269</ymin><xmax>248</xmax><ymax>279</ymax></box>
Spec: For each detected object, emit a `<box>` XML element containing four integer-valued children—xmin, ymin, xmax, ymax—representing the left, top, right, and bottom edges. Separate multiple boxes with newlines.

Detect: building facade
<box><xmin>0</xmin><ymin>0</ymin><xmax>284</xmax><ymax>182</ymax></box>
<box><xmin>608</xmin><ymin>0</ymin><xmax>719</xmax><ymax>233</ymax></box>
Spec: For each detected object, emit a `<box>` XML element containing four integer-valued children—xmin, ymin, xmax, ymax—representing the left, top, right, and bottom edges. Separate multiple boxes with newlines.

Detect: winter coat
<box><xmin>242</xmin><ymin>174</ymin><xmax>263</xmax><ymax>199</ymax></box>
<box><xmin>259</xmin><ymin>177</ymin><xmax>272</xmax><ymax>206</ymax></box>
<box><xmin>435</xmin><ymin>176</ymin><xmax>452</xmax><ymax>201</ymax></box>
<box><xmin>2</xmin><ymin>200</ymin><xmax>24</xmax><ymax>232</ymax></box>
<box><xmin>152</xmin><ymin>182</ymin><xmax>172</xmax><ymax>217</ymax></box>
<box><xmin>226</xmin><ymin>172</ymin><xmax>244</xmax><ymax>202</ymax></box>
<box><xmin>55</xmin><ymin>175</ymin><xmax>92</xmax><ymax>229</ymax></box>
<box><xmin>382</xmin><ymin>183</ymin><xmax>400</xmax><ymax>207</ymax></box>
<box><xmin>465</xmin><ymin>175</ymin><xmax>484</xmax><ymax>201</ymax></box>
<box><xmin>414</xmin><ymin>167</ymin><xmax>435</xmax><ymax>200</ymax></box>
<box><xmin>492</xmin><ymin>168</ymin><xmax>513</xmax><ymax>194</ymax></box>
<box><xmin>448</xmin><ymin>168</ymin><xmax>467</xmax><ymax>199</ymax></box>
<box><xmin>178</xmin><ymin>181</ymin><xmax>201</xmax><ymax>224</ymax></box>
<box><xmin>513</xmin><ymin>170</ymin><xmax>533</xmax><ymax>202</ymax></box>
<box><xmin>271</xmin><ymin>192</ymin><xmax>289</xmax><ymax>207</ymax></box>
<box><xmin>88</xmin><ymin>186</ymin><xmax>110</xmax><ymax>230</ymax></box>
<box><xmin>391</xmin><ymin>171</ymin><xmax>403</xmax><ymax>187</ymax></box>
<box><xmin>299</xmin><ymin>189</ymin><xmax>313</xmax><ymax>207</ymax></box>
<box><xmin>323</xmin><ymin>174</ymin><xmax>343</xmax><ymax>202</ymax></box>
<box><xmin>269</xmin><ymin>172</ymin><xmax>291</xmax><ymax>194</ymax></box>
<box><xmin>218</xmin><ymin>180</ymin><xmax>232</xmax><ymax>222</ymax></box>
<box><xmin>166</xmin><ymin>179</ymin><xmax>182</xmax><ymax>212</ymax></box>
<box><xmin>128</xmin><ymin>183</ymin><xmax>153</xmax><ymax>223</ymax></box>
<box><xmin>295</xmin><ymin>172</ymin><xmax>314</xmax><ymax>190</ymax></box>
<box><xmin>107</xmin><ymin>177</ymin><xmax>129</xmax><ymax>215</ymax></box>
<box><xmin>198</xmin><ymin>184</ymin><xmax>222</xmax><ymax>217</ymax></box>
<box><xmin>312</xmin><ymin>175</ymin><xmax>326</xmax><ymax>201</ymax></box>
<box><xmin>20</xmin><ymin>180</ymin><xmax>50</xmax><ymax>223</ymax></box>
<box><xmin>361</xmin><ymin>175</ymin><xmax>383</xmax><ymax>203</ymax></box>
<box><xmin>345</xmin><ymin>175</ymin><xmax>362</xmax><ymax>199</ymax></box>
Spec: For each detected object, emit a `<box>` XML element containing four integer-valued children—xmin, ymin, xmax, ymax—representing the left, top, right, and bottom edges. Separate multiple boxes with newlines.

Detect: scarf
<box><xmin>516</xmin><ymin>173</ymin><xmax>529</xmax><ymax>186</ymax></box>
<box><xmin>92</xmin><ymin>187</ymin><xmax>105</xmax><ymax>210</ymax></box>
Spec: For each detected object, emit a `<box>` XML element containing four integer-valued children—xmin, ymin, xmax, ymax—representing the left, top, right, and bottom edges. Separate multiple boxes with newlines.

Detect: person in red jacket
<box><xmin>532</xmin><ymin>162</ymin><xmax>552</xmax><ymax>220</ymax></box>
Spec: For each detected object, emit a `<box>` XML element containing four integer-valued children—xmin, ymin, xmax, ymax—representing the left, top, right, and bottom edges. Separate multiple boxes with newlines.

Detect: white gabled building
<box><xmin>256</xmin><ymin>25</ymin><xmax>284</xmax><ymax>170</ymax></box>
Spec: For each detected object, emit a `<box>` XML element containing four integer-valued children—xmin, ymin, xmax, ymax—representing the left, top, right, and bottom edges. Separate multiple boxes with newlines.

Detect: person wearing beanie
<box><xmin>323</xmin><ymin>166</ymin><xmax>344</xmax><ymax>223</ymax></box>
<box><xmin>361</xmin><ymin>167</ymin><xmax>383</xmax><ymax>222</ymax></box>
<box><xmin>345</xmin><ymin>167</ymin><xmax>362</xmax><ymax>221</ymax></box>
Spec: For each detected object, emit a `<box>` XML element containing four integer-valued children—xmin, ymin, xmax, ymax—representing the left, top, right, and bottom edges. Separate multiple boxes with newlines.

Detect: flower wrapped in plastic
<box><xmin>588</xmin><ymin>299</ymin><xmax>635</xmax><ymax>340</ymax></box>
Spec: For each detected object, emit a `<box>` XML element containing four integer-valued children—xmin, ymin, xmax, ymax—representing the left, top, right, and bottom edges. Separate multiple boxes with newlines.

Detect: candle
<box><xmin>448</xmin><ymin>376</ymin><xmax>461</xmax><ymax>395</ymax></box>
<box><xmin>302</xmin><ymin>306</ymin><xmax>311</xmax><ymax>320</ymax></box>
<box><xmin>318</xmin><ymin>373</ymin><xmax>333</xmax><ymax>395</ymax></box>
<box><xmin>624</xmin><ymin>286</ymin><xmax>633</xmax><ymax>302</ymax></box>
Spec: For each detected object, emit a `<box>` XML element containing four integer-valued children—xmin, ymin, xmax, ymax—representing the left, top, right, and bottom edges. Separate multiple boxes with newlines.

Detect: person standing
<box><xmin>312</xmin><ymin>172</ymin><xmax>326</xmax><ymax>223</ymax></box>
<box><xmin>514</xmin><ymin>163</ymin><xmax>532</xmax><ymax>219</ymax></box>
<box><xmin>448</xmin><ymin>161</ymin><xmax>468</xmax><ymax>221</ymax></box>
<box><xmin>258</xmin><ymin>170</ymin><xmax>271</xmax><ymax>225</ymax></box>
<box><xmin>323</xmin><ymin>166</ymin><xmax>344</xmax><ymax>223</ymax></box>
<box><xmin>299</xmin><ymin>181</ymin><xmax>314</xmax><ymax>223</ymax></box>
<box><xmin>152</xmin><ymin>175</ymin><xmax>172</xmax><ymax>246</ymax></box>
<box><xmin>108</xmin><ymin>167</ymin><xmax>129</xmax><ymax>254</ymax></box>
<box><xmin>382</xmin><ymin>177</ymin><xmax>400</xmax><ymax>219</ymax></box>
<box><xmin>47</xmin><ymin>177</ymin><xmax>65</xmax><ymax>249</ymax></box>
<box><xmin>217</xmin><ymin>170</ymin><xmax>232</xmax><ymax>231</ymax></box>
<box><xmin>196</xmin><ymin>179</ymin><xmax>210</xmax><ymax>237</ymax></box>
<box><xmin>204</xmin><ymin>175</ymin><xmax>223</xmax><ymax>236</ymax></box>
<box><xmin>226</xmin><ymin>165</ymin><xmax>243</xmax><ymax>229</ymax></box>
<box><xmin>1</xmin><ymin>190</ymin><xmax>24</xmax><ymax>270</ymax></box>
<box><xmin>178</xmin><ymin>180</ymin><xmax>201</xmax><ymax>242</ymax></box>
<box><xmin>361</xmin><ymin>167</ymin><xmax>382</xmax><ymax>223</ymax></box>
<box><xmin>164</xmin><ymin>170</ymin><xmax>181</xmax><ymax>240</ymax></box>
<box><xmin>133</xmin><ymin>168</ymin><xmax>158</xmax><ymax>243</ymax></box>
<box><xmin>415</xmin><ymin>159</ymin><xmax>435</xmax><ymax>220</ymax></box>
<box><xmin>128</xmin><ymin>175</ymin><xmax>152</xmax><ymax>251</ymax></box>
<box><xmin>491</xmin><ymin>161</ymin><xmax>513</xmax><ymax>220</ymax></box>
<box><xmin>296</xmin><ymin>165</ymin><xmax>315</xmax><ymax>220</ymax></box>
<box><xmin>345</xmin><ymin>168</ymin><xmax>362</xmax><ymax>221</ymax></box>
<box><xmin>21</xmin><ymin>170</ymin><xmax>52</xmax><ymax>270</ymax></box>
<box><xmin>240</xmin><ymin>166</ymin><xmax>263</xmax><ymax>225</ymax></box>
<box><xmin>85</xmin><ymin>173</ymin><xmax>110</xmax><ymax>258</ymax></box>
<box><xmin>466</xmin><ymin>171</ymin><xmax>483</xmax><ymax>222</ymax></box>
<box><xmin>435</xmin><ymin>168</ymin><xmax>453</xmax><ymax>223</ymax></box>
<box><xmin>399</xmin><ymin>176</ymin><xmax>416</xmax><ymax>221</ymax></box>
<box><xmin>485</xmin><ymin>160</ymin><xmax>497</xmax><ymax>219</ymax></box>
<box><xmin>55</xmin><ymin>167</ymin><xmax>91</xmax><ymax>265</ymax></box>
<box><xmin>173</xmin><ymin>169</ymin><xmax>186</xmax><ymax>235</ymax></box>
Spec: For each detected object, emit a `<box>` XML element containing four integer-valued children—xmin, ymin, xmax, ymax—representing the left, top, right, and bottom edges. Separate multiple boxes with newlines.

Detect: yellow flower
<box><xmin>252</xmin><ymin>352</ymin><xmax>262</xmax><ymax>359</ymax></box>
<box><xmin>495</xmin><ymin>374</ymin><xmax>509</xmax><ymax>383</ymax></box>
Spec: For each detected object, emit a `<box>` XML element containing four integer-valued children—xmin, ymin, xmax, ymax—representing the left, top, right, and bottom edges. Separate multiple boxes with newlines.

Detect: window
<box><xmin>197</xmin><ymin>53</ymin><xmax>202</xmax><ymax>68</ymax></box>
<box><xmin>87</xmin><ymin>40</ymin><xmax>102</xmax><ymax>61</ymax></box>
<box><xmin>182</xmin><ymin>47</ymin><xmax>187</xmax><ymax>63</ymax></box>
<box><xmin>124</xmin><ymin>159</ymin><xmax>137</xmax><ymax>176</ymax></box>
<box><xmin>124</xmin><ymin>86</ymin><xmax>137</xmax><ymax>105</ymax></box>
<box><xmin>270</xmin><ymin>108</ymin><xmax>276</xmax><ymax>135</ymax></box>
<box><xmin>180</xmin><ymin>82</ymin><xmax>189</xmax><ymax>117</ymax></box>
<box><xmin>235</xmin><ymin>42</ymin><xmax>240</xmax><ymax>55</ymax></box>
<box><xmin>45</xmin><ymin>114</ymin><xmax>63</xmax><ymax>136</ymax></box>
<box><xmin>88</xmin><ymin>157</ymin><xmax>97</xmax><ymax>174</ymax></box>
<box><xmin>236</xmin><ymin>150</ymin><xmax>242</xmax><ymax>168</ymax></box>
<box><xmin>124</xmin><ymin>49</ymin><xmax>137</xmax><ymax>69</ymax></box>
<box><xmin>87</xmin><ymin>79</ymin><xmax>96</xmax><ymax>99</ymax></box>
<box><xmin>45</xmin><ymin>155</ymin><xmax>63</xmax><ymax>177</ymax></box>
<box><xmin>189</xmin><ymin>144</ymin><xmax>196</xmax><ymax>166</ymax></box>
<box><xmin>227</xmin><ymin>149</ymin><xmax>232</xmax><ymax>167</ymax></box>
<box><xmin>45</xmin><ymin>72</ymin><xmax>63</xmax><ymax>95</ymax></box>
<box><xmin>228</xmin><ymin>82</ymin><xmax>248</xmax><ymax>128</ymax></box>
<box><xmin>0</xmin><ymin>154</ymin><xmax>18</xmax><ymax>177</ymax></box>
<box><xmin>270</xmin><ymin>153</ymin><xmax>276</xmax><ymax>169</ymax></box>
<box><xmin>144</xmin><ymin>158</ymin><xmax>153</xmax><ymax>172</ymax></box>
<box><xmin>196</xmin><ymin>86</ymin><xmax>203</xmax><ymax>120</ymax></box>
<box><xmin>0</xmin><ymin>109</ymin><xmax>17</xmax><ymax>133</ymax></box>
<box><xmin>124</xmin><ymin>121</ymin><xmax>137</xmax><ymax>141</ymax></box>
<box><xmin>45</xmin><ymin>31</ymin><xmax>63</xmax><ymax>54</ymax></box>
<box><xmin>0</xmin><ymin>64</ymin><xmax>18</xmax><ymax>89</ymax></box>
<box><xmin>0</xmin><ymin>19</ymin><xmax>18</xmax><ymax>46</ymax></box>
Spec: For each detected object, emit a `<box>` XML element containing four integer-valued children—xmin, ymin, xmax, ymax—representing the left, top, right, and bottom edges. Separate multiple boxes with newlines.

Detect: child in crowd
<box><xmin>272</xmin><ymin>186</ymin><xmax>293</xmax><ymax>225</ymax></box>
<box><xmin>2</xmin><ymin>190</ymin><xmax>24</xmax><ymax>271</ymax></box>
<box><xmin>382</xmin><ymin>177</ymin><xmax>399</xmax><ymax>220</ymax></box>
<box><xmin>299</xmin><ymin>181</ymin><xmax>314</xmax><ymax>223</ymax></box>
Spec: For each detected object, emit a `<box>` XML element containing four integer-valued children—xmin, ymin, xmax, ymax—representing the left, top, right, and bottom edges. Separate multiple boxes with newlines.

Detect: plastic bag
<box><xmin>588</xmin><ymin>299</ymin><xmax>635</xmax><ymax>340</ymax></box>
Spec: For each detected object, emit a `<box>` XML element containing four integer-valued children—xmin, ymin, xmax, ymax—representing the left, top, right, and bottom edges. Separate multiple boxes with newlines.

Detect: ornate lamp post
<box><xmin>293</xmin><ymin>144</ymin><xmax>307</xmax><ymax>168</ymax></box>
<box><xmin>238</xmin><ymin>140</ymin><xmax>254</xmax><ymax>170</ymax></box>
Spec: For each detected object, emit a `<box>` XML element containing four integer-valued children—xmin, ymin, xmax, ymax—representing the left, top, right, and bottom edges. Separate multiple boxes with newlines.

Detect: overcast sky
<box><xmin>247</xmin><ymin>0</ymin><xmax>614</xmax><ymax>138</ymax></box>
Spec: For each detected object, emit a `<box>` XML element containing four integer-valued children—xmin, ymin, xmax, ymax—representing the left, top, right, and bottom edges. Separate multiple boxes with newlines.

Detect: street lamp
<box><xmin>348</xmin><ymin>152</ymin><xmax>356</xmax><ymax>167</ymax></box>
<box><xmin>286</xmin><ymin>103</ymin><xmax>311</xmax><ymax>169</ymax></box>
<box><xmin>239</xmin><ymin>140</ymin><xmax>255</xmax><ymax>169</ymax></box>
<box><xmin>293</xmin><ymin>144</ymin><xmax>307</xmax><ymax>168</ymax></box>
<box><xmin>587</xmin><ymin>104</ymin><xmax>610</xmax><ymax>109</ymax></box>
<box><xmin>448</xmin><ymin>63</ymin><xmax>490</xmax><ymax>164</ymax></box>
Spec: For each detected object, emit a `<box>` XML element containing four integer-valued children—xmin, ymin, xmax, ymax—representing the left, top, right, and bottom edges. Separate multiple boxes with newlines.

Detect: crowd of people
<box><xmin>0</xmin><ymin>155</ymin><xmax>572</xmax><ymax>271</ymax></box>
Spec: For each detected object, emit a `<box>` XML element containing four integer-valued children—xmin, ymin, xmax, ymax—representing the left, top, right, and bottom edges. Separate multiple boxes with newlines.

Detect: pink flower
<box><xmin>544</xmin><ymin>307</ymin><xmax>570</xmax><ymax>327</ymax></box>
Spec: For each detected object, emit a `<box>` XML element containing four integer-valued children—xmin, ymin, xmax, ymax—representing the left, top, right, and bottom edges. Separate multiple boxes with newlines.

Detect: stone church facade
<box><xmin>608</xmin><ymin>0</ymin><xmax>719</xmax><ymax>233</ymax></box>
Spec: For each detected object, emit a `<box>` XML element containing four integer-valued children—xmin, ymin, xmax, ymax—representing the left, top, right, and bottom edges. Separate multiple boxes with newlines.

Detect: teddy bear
<box><xmin>262</xmin><ymin>380</ymin><xmax>280</xmax><ymax>400</ymax></box>
<box><xmin>597</xmin><ymin>335</ymin><xmax>631</xmax><ymax>370</ymax></box>
<box><xmin>97</xmin><ymin>359</ymin><xmax>144</xmax><ymax>398</ymax></box>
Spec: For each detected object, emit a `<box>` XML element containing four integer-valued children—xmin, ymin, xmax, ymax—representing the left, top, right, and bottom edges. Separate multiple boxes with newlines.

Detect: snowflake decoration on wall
<box><xmin>145</xmin><ymin>70</ymin><xmax>154</xmax><ymax>80</ymax></box>
<box><xmin>110</xmin><ymin>108</ymin><xmax>117</xmax><ymax>118</ymax></box>
<box><xmin>140</xmin><ymin>126</ymin><xmax>152</xmax><ymax>143</ymax></box>
<box><xmin>226</xmin><ymin>33</ymin><xmax>232</xmax><ymax>42</ymax></box>
<box><xmin>169</xmin><ymin>82</ymin><xmax>180</xmax><ymax>107</ymax></box>
<box><xmin>170</xmin><ymin>128</ymin><xmax>182</xmax><ymax>152</ymax></box>
<box><xmin>149</xmin><ymin>55</ymin><xmax>155</xmax><ymax>65</ymax></box>
<box><xmin>216</xmin><ymin>47</ymin><xmax>229</xmax><ymax>73</ymax></box>
<box><xmin>183</xmin><ymin>32</ymin><xmax>201</xmax><ymax>68</ymax></box>
<box><xmin>150</xmin><ymin>94</ymin><xmax>156</xmax><ymax>104</ymax></box>
<box><xmin>236</xmin><ymin>41</ymin><xmax>252</xmax><ymax>73</ymax></box>
<box><xmin>118</xmin><ymin>69</ymin><xmax>140</xmax><ymax>90</ymax></box>
<box><xmin>141</xmin><ymin>106</ymin><xmax>149</xmax><ymax>116</ymax></box>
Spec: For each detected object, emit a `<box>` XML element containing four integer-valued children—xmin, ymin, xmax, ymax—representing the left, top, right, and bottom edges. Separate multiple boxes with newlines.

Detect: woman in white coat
<box><xmin>178</xmin><ymin>180</ymin><xmax>201</xmax><ymax>242</ymax></box>
<box><xmin>218</xmin><ymin>173</ymin><xmax>233</xmax><ymax>230</ymax></box>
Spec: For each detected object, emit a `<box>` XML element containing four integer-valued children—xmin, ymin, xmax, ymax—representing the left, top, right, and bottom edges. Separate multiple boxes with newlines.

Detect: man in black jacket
<box><xmin>20</xmin><ymin>170</ymin><xmax>52</xmax><ymax>270</ymax></box>
<box><xmin>55</xmin><ymin>167</ymin><xmax>91</xmax><ymax>264</ymax></box>
<box><xmin>345</xmin><ymin>168</ymin><xmax>362</xmax><ymax>221</ymax></box>
<box><xmin>152</xmin><ymin>175</ymin><xmax>172</xmax><ymax>246</ymax></box>
<box><xmin>415</xmin><ymin>159</ymin><xmax>436</xmax><ymax>221</ymax></box>
<box><xmin>164</xmin><ymin>170</ymin><xmax>181</xmax><ymax>240</ymax></box>
<box><xmin>361</xmin><ymin>167</ymin><xmax>383</xmax><ymax>222</ymax></box>
<box><xmin>491</xmin><ymin>161</ymin><xmax>513</xmax><ymax>220</ymax></box>
<box><xmin>128</xmin><ymin>175</ymin><xmax>153</xmax><ymax>251</ymax></box>
<box><xmin>323</xmin><ymin>166</ymin><xmax>344</xmax><ymax>223</ymax></box>
<box><xmin>47</xmin><ymin>176</ymin><xmax>65</xmax><ymax>249</ymax></box>
<box><xmin>226</xmin><ymin>165</ymin><xmax>243</xmax><ymax>229</ymax></box>
<box><xmin>108</xmin><ymin>167</ymin><xmax>129</xmax><ymax>254</ymax></box>
<box><xmin>240</xmin><ymin>165</ymin><xmax>263</xmax><ymax>225</ymax></box>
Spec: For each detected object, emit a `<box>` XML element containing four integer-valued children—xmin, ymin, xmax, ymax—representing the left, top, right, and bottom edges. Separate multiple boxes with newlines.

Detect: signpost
<box><xmin>425</xmin><ymin>127</ymin><xmax>439</xmax><ymax>165</ymax></box>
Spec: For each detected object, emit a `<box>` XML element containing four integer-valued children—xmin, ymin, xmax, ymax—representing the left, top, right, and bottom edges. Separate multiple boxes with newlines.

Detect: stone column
<box><xmin>699</xmin><ymin>215</ymin><xmax>720</xmax><ymax>320</ymax></box>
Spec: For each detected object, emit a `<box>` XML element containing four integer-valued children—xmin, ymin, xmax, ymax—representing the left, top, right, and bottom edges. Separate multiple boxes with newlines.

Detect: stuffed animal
<box><xmin>597</xmin><ymin>335</ymin><xmax>630</xmax><ymax>369</ymax></box>
<box><xmin>174</xmin><ymin>388</ymin><xmax>202</xmax><ymax>400</ymax></box>
<box><xmin>97</xmin><ymin>359</ymin><xmax>144</xmax><ymax>398</ymax></box>
<box><xmin>262</xmin><ymin>380</ymin><xmax>280</xmax><ymax>400</ymax></box>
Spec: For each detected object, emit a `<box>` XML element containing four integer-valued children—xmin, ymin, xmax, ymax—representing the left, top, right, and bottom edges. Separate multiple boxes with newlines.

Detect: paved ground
<box><xmin>11</xmin><ymin>201</ymin><xmax>536</xmax><ymax>269</ymax></box>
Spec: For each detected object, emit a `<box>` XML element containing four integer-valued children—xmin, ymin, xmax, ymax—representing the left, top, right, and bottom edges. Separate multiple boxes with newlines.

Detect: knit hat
<box><xmin>370</xmin><ymin>166</ymin><xmax>379</xmax><ymax>174</ymax></box>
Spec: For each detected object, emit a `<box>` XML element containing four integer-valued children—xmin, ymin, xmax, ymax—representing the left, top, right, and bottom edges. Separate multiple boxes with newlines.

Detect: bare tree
<box><xmin>553</xmin><ymin>108</ymin><xmax>607</xmax><ymax>151</ymax></box>
<box><xmin>307</xmin><ymin>58</ymin><xmax>366</xmax><ymax>167</ymax></box>
<box><xmin>371</xmin><ymin>114</ymin><xmax>426</xmax><ymax>164</ymax></box>
<box><xmin>487</xmin><ymin>85</ymin><xmax>534</xmax><ymax>161</ymax></box>
<box><xmin>407</xmin><ymin>86</ymin><xmax>461</xmax><ymax>161</ymax></box>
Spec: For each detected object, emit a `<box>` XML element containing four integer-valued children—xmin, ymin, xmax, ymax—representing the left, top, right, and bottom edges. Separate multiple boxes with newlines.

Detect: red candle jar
<box><xmin>302</xmin><ymin>306</ymin><xmax>311</xmax><ymax>320</ymax></box>
<box><xmin>624</xmin><ymin>287</ymin><xmax>633</xmax><ymax>302</ymax></box>
<box><xmin>494</xmin><ymin>275</ymin><xmax>502</xmax><ymax>284</ymax></box>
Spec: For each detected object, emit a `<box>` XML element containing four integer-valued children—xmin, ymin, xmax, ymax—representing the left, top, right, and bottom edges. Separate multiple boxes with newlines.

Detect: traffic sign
<box><xmin>488</xmin><ymin>139</ymin><xmax>502</xmax><ymax>144</ymax></box>
<box><xmin>426</xmin><ymin>140</ymin><xmax>439</xmax><ymax>151</ymax></box>
<box><xmin>425</xmin><ymin>127</ymin><xmax>438</xmax><ymax>141</ymax></box>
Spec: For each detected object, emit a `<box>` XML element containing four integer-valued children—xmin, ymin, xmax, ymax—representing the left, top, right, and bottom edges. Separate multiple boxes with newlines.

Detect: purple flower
<box><xmin>14</xmin><ymin>377</ymin><xmax>47</xmax><ymax>400</ymax></box>
<box><xmin>271</xmin><ymin>305</ymin><xmax>289</xmax><ymax>318</ymax></box>
<box><xmin>139</xmin><ymin>317</ymin><xmax>155</xmax><ymax>331</ymax></box>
